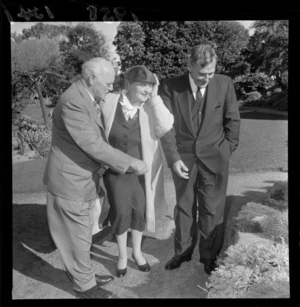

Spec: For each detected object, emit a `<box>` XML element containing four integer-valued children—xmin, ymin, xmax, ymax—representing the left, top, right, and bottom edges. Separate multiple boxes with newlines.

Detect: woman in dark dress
<box><xmin>101</xmin><ymin>66</ymin><xmax>173</xmax><ymax>277</ymax></box>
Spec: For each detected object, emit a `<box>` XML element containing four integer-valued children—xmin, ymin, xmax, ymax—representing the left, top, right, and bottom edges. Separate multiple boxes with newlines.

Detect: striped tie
<box><xmin>94</xmin><ymin>99</ymin><xmax>101</xmax><ymax>118</ymax></box>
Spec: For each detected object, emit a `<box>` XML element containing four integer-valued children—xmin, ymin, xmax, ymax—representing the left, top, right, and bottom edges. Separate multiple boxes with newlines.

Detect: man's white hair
<box><xmin>81</xmin><ymin>57</ymin><xmax>113</xmax><ymax>79</ymax></box>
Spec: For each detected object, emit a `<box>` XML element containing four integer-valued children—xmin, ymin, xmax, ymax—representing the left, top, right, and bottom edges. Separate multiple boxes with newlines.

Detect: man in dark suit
<box><xmin>43</xmin><ymin>58</ymin><xmax>148</xmax><ymax>298</ymax></box>
<box><xmin>160</xmin><ymin>44</ymin><xmax>240</xmax><ymax>275</ymax></box>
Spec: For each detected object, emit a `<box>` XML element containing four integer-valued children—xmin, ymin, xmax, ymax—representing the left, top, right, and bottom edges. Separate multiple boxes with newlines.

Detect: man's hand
<box><xmin>173</xmin><ymin>160</ymin><xmax>189</xmax><ymax>179</ymax></box>
<box><xmin>150</xmin><ymin>73</ymin><xmax>159</xmax><ymax>98</ymax></box>
<box><xmin>129</xmin><ymin>159</ymin><xmax>149</xmax><ymax>175</ymax></box>
<box><xmin>97</xmin><ymin>165</ymin><xmax>108</xmax><ymax>177</ymax></box>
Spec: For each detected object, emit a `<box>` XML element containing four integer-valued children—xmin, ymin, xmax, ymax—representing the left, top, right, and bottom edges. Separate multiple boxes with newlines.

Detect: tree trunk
<box><xmin>35</xmin><ymin>81</ymin><xmax>49</xmax><ymax>125</ymax></box>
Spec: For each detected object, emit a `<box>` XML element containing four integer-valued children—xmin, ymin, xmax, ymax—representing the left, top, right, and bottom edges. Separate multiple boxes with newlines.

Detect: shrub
<box><xmin>265</xmin><ymin>90</ymin><xmax>288</xmax><ymax>111</ymax></box>
<box><xmin>12</xmin><ymin>115</ymin><xmax>52</xmax><ymax>157</ymax></box>
<box><xmin>207</xmin><ymin>242</ymin><xmax>289</xmax><ymax>298</ymax></box>
<box><xmin>233</xmin><ymin>72</ymin><xmax>275</xmax><ymax>100</ymax></box>
<box><xmin>229</xmin><ymin>202</ymin><xmax>279</xmax><ymax>233</ymax></box>
<box><xmin>262</xmin><ymin>210</ymin><xmax>288</xmax><ymax>243</ymax></box>
<box><xmin>245</xmin><ymin>91</ymin><xmax>261</xmax><ymax>102</ymax></box>
<box><xmin>239</xmin><ymin>280</ymin><xmax>290</xmax><ymax>298</ymax></box>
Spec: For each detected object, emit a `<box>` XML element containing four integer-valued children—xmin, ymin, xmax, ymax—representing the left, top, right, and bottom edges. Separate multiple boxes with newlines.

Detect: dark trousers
<box><xmin>172</xmin><ymin>158</ymin><xmax>229</xmax><ymax>260</ymax></box>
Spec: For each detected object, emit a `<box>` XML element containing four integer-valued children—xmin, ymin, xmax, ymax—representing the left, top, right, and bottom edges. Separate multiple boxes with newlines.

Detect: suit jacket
<box><xmin>101</xmin><ymin>92</ymin><xmax>174</xmax><ymax>232</ymax></box>
<box><xmin>43</xmin><ymin>80</ymin><xmax>137</xmax><ymax>202</ymax></box>
<box><xmin>160</xmin><ymin>73</ymin><xmax>240</xmax><ymax>173</ymax></box>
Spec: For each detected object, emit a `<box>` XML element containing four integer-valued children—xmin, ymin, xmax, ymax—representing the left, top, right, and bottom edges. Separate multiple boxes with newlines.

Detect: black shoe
<box><xmin>132</xmin><ymin>255</ymin><xmax>150</xmax><ymax>272</ymax></box>
<box><xmin>165</xmin><ymin>254</ymin><xmax>192</xmax><ymax>270</ymax></box>
<box><xmin>116</xmin><ymin>267</ymin><xmax>127</xmax><ymax>278</ymax></box>
<box><xmin>74</xmin><ymin>285</ymin><xmax>114</xmax><ymax>299</ymax></box>
<box><xmin>200</xmin><ymin>258</ymin><xmax>218</xmax><ymax>275</ymax></box>
<box><xmin>95</xmin><ymin>274</ymin><xmax>114</xmax><ymax>286</ymax></box>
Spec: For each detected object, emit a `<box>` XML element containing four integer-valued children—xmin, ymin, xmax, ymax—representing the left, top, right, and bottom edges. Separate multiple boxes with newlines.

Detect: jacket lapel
<box><xmin>75</xmin><ymin>80</ymin><xmax>105</xmax><ymax>129</ymax></box>
<box><xmin>177</xmin><ymin>75</ymin><xmax>195</xmax><ymax>136</ymax></box>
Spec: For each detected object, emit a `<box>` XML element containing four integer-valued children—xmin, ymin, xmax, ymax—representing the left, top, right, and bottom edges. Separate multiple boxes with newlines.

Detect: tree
<box><xmin>12</xmin><ymin>38</ymin><xmax>62</xmax><ymax>125</ymax></box>
<box><xmin>246</xmin><ymin>20</ymin><xmax>288</xmax><ymax>87</ymax></box>
<box><xmin>59</xmin><ymin>22</ymin><xmax>109</xmax><ymax>77</ymax></box>
<box><xmin>113</xmin><ymin>22</ymin><xmax>146</xmax><ymax>72</ymax></box>
<box><xmin>20</xmin><ymin>22</ymin><xmax>70</xmax><ymax>41</ymax></box>
<box><xmin>113</xmin><ymin>21</ymin><xmax>249</xmax><ymax>79</ymax></box>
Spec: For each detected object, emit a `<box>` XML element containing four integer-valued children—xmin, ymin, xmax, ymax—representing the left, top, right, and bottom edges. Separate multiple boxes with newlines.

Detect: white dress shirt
<box><xmin>189</xmin><ymin>73</ymin><xmax>206</xmax><ymax>99</ymax></box>
<box><xmin>119</xmin><ymin>91</ymin><xmax>141</xmax><ymax>121</ymax></box>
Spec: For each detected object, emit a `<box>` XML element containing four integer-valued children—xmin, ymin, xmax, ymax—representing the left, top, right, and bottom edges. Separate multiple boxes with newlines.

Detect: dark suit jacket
<box><xmin>43</xmin><ymin>80</ymin><xmax>136</xmax><ymax>202</ymax></box>
<box><xmin>159</xmin><ymin>73</ymin><xmax>240</xmax><ymax>173</ymax></box>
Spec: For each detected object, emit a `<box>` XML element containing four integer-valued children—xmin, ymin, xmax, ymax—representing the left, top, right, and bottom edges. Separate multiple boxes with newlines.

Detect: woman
<box><xmin>100</xmin><ymin>65</ymin><xmax>173</xmax><ymax>277</ymax></box>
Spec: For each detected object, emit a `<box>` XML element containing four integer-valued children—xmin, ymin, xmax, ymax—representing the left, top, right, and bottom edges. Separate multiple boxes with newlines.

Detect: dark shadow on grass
<box><xmin>240</xmin><ymin>110</ymin><xmax>288</xmax><ymax>120</ymax></box>
<box><xmin>13</xmin><ymin>203</ymin><xmax>75</xmax><ymax>296</ymax></box>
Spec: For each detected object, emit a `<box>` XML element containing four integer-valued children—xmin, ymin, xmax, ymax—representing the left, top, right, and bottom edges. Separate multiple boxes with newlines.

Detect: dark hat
<box><xmin>125</xmin><ymin>65</ymin><xmax>156</xmax><ymax>84</ymax></box>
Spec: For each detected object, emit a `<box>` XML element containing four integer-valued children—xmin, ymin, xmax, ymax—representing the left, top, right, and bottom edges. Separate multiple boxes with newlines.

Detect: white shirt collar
<box><xmin>189</xmin><ymin>73</ymin><xmax>206</xmax><ymax>99</ymax></box>
<box><xmin>83</xmin><ymin>86</ymin><xmax>95</xmax><ymax>102</ymax></box>
<box><xmin>120</xmin><ymin>91</ymin><xmax>141</xmax><ymax>121</ymax></box>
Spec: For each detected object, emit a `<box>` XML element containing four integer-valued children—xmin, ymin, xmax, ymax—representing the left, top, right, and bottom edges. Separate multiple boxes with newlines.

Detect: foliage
<box><xmin>239</xmin><ymin>280</ymin><xmax>290</xmax><ymax>298</ymax></box>
<box><xmin>59</xmin><ymin>22</ymin><xmax>108</xmax><ymax>77</ymax></box>
<box><xmin>114</xmin><ymin>21</ymin><xmax>249</xmax><ymax>79</ymax></box>
<box><xmin>231</xmin><ymin>202</ymin><xmax>279</xmax><ymax>233</ymax></box>
<box><xmin>262</xmin><ymin>90</ymin><xmax>288</xmax><ymax>111</ymax></box>
<box><xmin>12</xmin><ymin>72</ymin><xmax>34</xmax><ymax>126</ymax></box>
<box><xmin>12</xmin><ymin>115</ymin><xmax>52</xmax><ymax>157</ymax></box>
<box><xmin>113</xmin><ymin>73</ymin><xmax>125</xmax><ymax>92</ymax></box>
<box><xmin>11</xmin><ymin>38</ymin><xmax>62</xmax><ymax>125</ymax></box>
<box><xmin>233</xmin><ymin>72</ymin><xmax>275</xmax><ymax>100</ymax></box>
<box><xmin>245</xmin><ymin>91</ymin><xmax>262</xmax><ymax>102</ymax></box>
<box><xmin>11</xmin><ymin>38</ymin><xmax>60</xmax><ymax>73</ymax></box>
<box><xmin>263</xmin><ymin>198</ymin><xmax>288</xmax><ymax>211</ymax></box>
<box><xmin>19</xmin><ymin>22</ymin><xmax>70</xmax><ymax>41</ymax></box>
<box><xmin>246</xmin><ymin>20</ymin><xmax>288</xmax><ymax>88</ymax></box>
<box><xmin>207</xmin><ymin>242</ymin><xmax>289</xmax><ymax>298</ymax></box>
<box><xmin>113</xmin><ymin>22</ymin><xmax>146</xmax><ymax>73</ymax></box>
<box><xmin>262</xmin><ymin>210</ymin><xmax>288</xmax><ymax>243</ymax></box>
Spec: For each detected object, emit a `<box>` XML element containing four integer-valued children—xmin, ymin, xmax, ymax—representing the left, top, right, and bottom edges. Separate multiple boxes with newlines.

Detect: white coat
<box><xmin>101</xmin><ymin>91</ymin><xmax>174</xmax><ymax>232</ymax></box>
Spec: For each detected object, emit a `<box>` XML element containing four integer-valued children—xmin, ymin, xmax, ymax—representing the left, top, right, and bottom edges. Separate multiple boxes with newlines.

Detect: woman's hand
<box><xmin>150</xmin><ymin>73</ymin><xmax>159</xmax><ymax>98</ymax></box>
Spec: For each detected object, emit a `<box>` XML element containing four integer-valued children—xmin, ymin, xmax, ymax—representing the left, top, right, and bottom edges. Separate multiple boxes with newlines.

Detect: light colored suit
<box><xmin>101</xmin><ymin>92</ymin><xmax>174</xmax><ymax>232</ymax></box>
<box><xmin>43</xmin><ymin>80</ymin><xmax>140</xmax><ymax>292</ymax></box>
<box><xmin>43</xmin><ymin>80</ymin><xmax>136</xmax><ymax>201</ymax></box>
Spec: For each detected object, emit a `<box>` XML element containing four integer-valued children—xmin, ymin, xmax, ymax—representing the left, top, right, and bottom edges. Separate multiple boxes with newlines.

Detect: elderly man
<box><xmin>43</xmin><ymin>58</ymin><xmax>148</xmax><ymax>298</ymax></box>
<box><xmin>160</xmin><ymin>44</ymin><xmax>240</xmax><ymax>275</ymax></box>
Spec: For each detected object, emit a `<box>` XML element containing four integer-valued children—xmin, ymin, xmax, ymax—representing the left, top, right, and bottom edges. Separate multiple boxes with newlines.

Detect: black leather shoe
<box><xmin>95</xmin><ymin>274</ymin><xmax>114</xmax><ymax>286</ymax></box>
<box><xmin>200</xmin><ymin>258</ymin><xmax>218</xmax><ymax>275</ymax></box>
<box><xmin>165</xmin><ymin>254</ymin><xmax>192</xmax><ymax>270</ymax></box>
<box><xmin>74</xmin><ymin>285</ymin><xmax>114</xmax><ymax>299</ymax></box>
<box><xmin>116</xmin><ymin>267</ymin><xmax>127</xmax><ymax>278</ymax></box>
<box><xmin>132</xmin><ymin>255</ymin><xmax>150</xmax><ymax>272</ymax></box>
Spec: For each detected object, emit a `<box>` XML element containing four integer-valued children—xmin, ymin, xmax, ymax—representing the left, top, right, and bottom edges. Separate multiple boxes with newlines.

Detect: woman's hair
<box><xmin>189</xmin><ymin>44</ymin><xmax>217</xmax><ymax>67</ymax></box>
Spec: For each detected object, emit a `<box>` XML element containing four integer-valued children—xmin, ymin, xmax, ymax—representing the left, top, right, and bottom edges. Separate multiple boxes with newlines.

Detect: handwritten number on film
<box><xmin>17</xmin><ymin>5</ymin><xmax>137</xmax><ymax>21</ymax></box>
<box><xmin>18</xmin><ymin>6</ymin><xmax>54</xmax><ymax>21</ymax></box>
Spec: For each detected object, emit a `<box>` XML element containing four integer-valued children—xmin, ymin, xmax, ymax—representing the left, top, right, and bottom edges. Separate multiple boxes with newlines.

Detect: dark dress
<box><xmin>103</xmin><ymin>102</ymin><xmax>146</xmax><ymax>235</ymax></box>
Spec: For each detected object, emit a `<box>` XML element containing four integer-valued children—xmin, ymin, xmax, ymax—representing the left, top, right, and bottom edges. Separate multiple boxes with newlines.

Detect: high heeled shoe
<box><xmin>132</xmin><ymin>255</ymin><xmax>150</xmax><ymax>272</ymax></box>
<box><xmin>116</xmin><ymin>267</ymin><xmax>127</xmax><ymax>278</ymax></box>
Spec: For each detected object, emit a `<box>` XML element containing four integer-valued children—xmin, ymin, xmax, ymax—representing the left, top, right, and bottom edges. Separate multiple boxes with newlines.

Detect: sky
<box><xmin>10</xmin><ymin>20</ymin><xmax>255</xmax><ymax>40</ymax></box>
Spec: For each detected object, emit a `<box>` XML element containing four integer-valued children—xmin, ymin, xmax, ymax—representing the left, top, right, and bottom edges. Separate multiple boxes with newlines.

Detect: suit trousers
<box><xmin>46</xmin><ymin>191</ymin><xmax>97</xmax><ymax>292</ymax></box>
<box><xmin>172</xmin><ymin>158</ymin><xmax>229</xmax><ymax>260</ymax></box>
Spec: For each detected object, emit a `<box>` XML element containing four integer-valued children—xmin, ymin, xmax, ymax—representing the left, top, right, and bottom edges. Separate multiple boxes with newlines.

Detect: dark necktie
<box><xmin>196</xmin><ymin>87</ymin><xmax>203</xmax><ymax>103</ymax></box>
<box><xmin>192</xmin><ymin>87</ymin><xmax>204</xmax><ymax>134</ymax></box>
